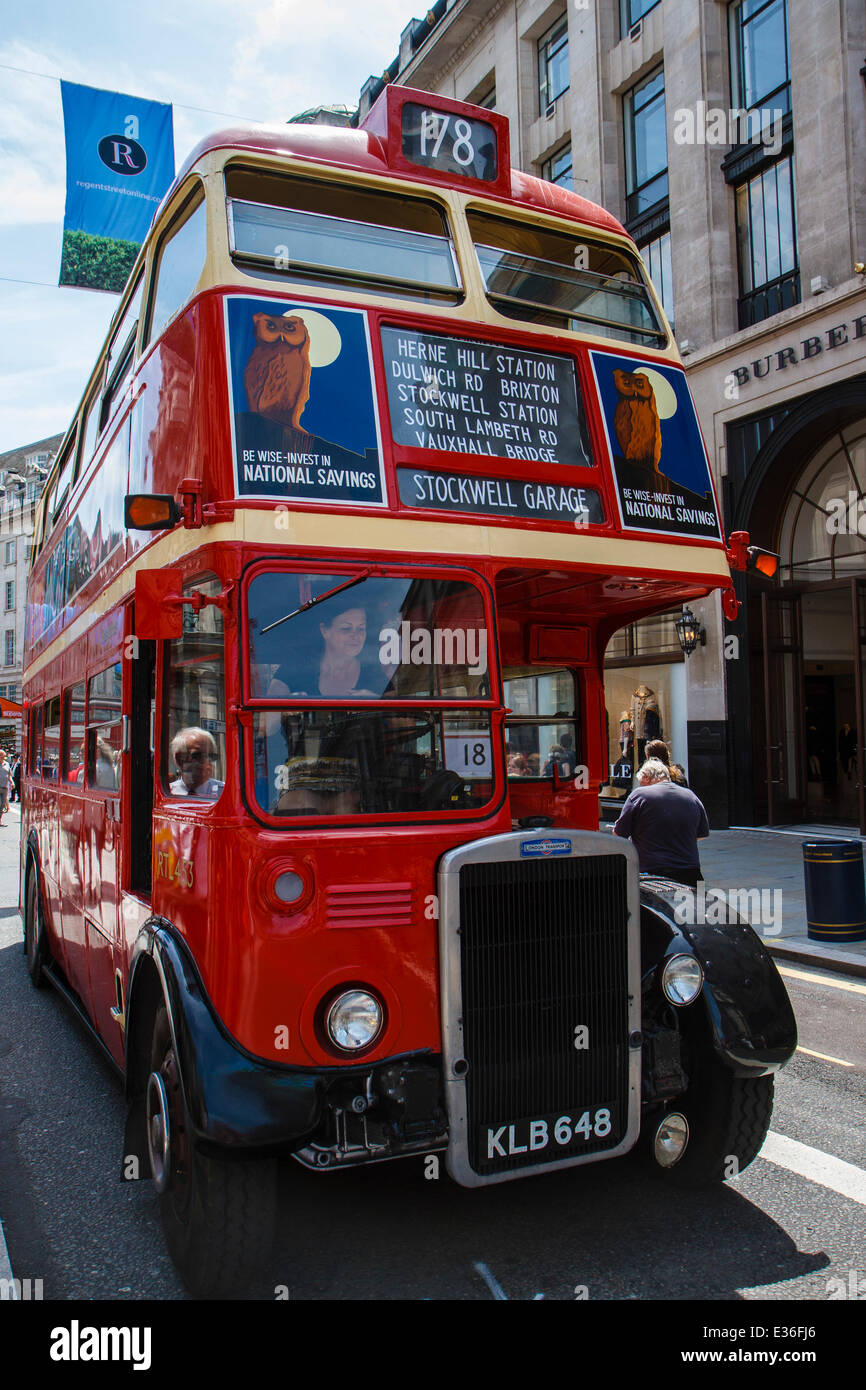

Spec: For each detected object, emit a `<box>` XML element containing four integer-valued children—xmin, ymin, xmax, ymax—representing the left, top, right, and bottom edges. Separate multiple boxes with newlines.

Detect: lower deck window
<box><xmin>163</xmin><ymin>577</ymin><xmax>226</xmax><ymax>800</ymax></box>
<box><xmin>504</xmin><ymin>666</ymin><xmax>580</xmax><ymax>778</ymax></box>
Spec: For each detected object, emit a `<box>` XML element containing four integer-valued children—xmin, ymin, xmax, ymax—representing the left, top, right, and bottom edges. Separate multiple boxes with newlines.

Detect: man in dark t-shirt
<box><xmin>613</xmin><ymin>758</ymin><xmax>709</xmax><ymax>887</ymax></box>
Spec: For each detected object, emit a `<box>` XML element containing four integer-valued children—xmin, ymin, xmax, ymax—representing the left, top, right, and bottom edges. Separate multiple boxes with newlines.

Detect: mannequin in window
<box><xmin>618</xmin><ymin>710</ymin><xmax>634</xmax><ymax>760</ymax></box>
<box><xmin>632</xmin><ymin>684</ymin><xmax>662</xmax><ymax>765</ymax></box>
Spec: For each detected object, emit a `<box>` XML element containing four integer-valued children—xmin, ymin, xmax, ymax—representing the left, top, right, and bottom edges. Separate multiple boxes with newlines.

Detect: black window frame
<box><xmin>734</xmin><ymin>151</ymin><xmax>799</xmax><ymax>328</ymax></box>
<box><xmin>729</xmin><ymin>0</ymin><xmax>791</xmax><ymax>125</ymax></box>
<box><xmin>538</xmin><ymin>15</ymin><xmax>569</xmax><ymax>113</ymax></box>
<box><xmin>620</xmin><ymin>0</ymin><xmax>661</xmax><ymax>36</ymax></box>
<box><xmin>623</xmin><ymin>65</ymin><xmax>668</xmax><ymax>227</ymax></box>
<box><xmin>541</xmin><ymin>142</ymin><xmax>573</xmax><ymax>190</ymax></box>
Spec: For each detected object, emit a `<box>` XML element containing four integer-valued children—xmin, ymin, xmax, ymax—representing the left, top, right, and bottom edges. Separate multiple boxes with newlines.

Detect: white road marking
<box><xmin>796</xmin><ymin>1045</ymin><xmax>854</xmax><ymax>1068</ymax></box>
<box><xmin>473</xmin><ymin>1262</ymin><xmax>545</xmax><ymax>1301</ymax></box>
<box><xmin>778</xmin><ymin>966</ymin><xmax>866</xmax><ymax>997</ymax></box>
<box><xmin>0</xmin><ymin>1219</ymin><xmax>16</xmax><ymax>1299</ymax></box>
<box><xmin>760</xmin><ymin>1132</ymin><xmax>866</xmax><ymax>1207</ymax></box>
<box><xmin>474</xmin><ymin>1261</ymin><xmax>508</xmax><ymax>1300</ymax></box>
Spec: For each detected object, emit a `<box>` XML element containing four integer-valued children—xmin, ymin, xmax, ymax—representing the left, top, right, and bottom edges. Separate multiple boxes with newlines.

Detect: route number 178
<box><xmin>420</xmin><ymin>111</ymin><xmax>476</xmax><ymax>167</ymax></box>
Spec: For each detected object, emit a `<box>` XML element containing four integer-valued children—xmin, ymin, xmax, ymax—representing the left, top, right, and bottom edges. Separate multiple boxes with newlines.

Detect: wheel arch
<box><xmin>639</xmin><ymin>878</ymin><xmax>797</xmax><ymax>1077</ymax></box>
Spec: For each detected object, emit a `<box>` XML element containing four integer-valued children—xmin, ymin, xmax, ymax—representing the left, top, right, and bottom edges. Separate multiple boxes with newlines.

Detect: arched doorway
<box><xmin>735</xmin><ymin>408</ymin><xmax>866</xmax><ymax>830</ymax></box>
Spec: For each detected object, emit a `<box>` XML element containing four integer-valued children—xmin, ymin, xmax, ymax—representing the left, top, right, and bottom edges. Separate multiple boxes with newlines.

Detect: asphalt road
<box><xmin>0</xmin><ymin>801</ymin><xmax>864</xmax><ymax>1303</ymax></box>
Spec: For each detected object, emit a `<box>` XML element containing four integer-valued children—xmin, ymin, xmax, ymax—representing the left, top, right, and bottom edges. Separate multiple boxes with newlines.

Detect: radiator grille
<box><xmin>459</xmin><ymin>855</ymin><xmax>630</xmax><ymax>1177</ymax></box>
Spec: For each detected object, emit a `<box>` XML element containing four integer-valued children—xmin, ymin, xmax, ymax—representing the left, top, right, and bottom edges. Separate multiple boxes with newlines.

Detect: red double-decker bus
<box><xmin>21</xmin><ymin>86</ymin><xmax>795</xmax><ymax>1297</ymax></box>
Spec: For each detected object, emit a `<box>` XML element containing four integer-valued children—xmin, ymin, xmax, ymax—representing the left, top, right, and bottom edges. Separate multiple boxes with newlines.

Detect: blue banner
<box><xmin>60</xmin><ymin>81</ymin><xmax>174</xmax><ymax>291</ymax></box>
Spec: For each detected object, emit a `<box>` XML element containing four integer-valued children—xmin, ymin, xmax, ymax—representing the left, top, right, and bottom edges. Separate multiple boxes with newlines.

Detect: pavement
<box><xmin>698</xmin><ymin>824</ymin><xmax>866</xmax><ymax>979</ymax></box>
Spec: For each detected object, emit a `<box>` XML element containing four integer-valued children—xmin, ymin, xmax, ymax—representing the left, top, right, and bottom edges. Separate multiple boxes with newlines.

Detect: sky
<box><xmin>0</xmin><ymin>0</ymin><xmax>415</xmax><ymax>454</ymax></box>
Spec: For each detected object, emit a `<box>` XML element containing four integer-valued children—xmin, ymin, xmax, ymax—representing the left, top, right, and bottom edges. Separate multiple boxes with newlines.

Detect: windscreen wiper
<box><xmin>261</xmin><ymin>567</ymin><xmax>381</xmax><ymax>635</ymax></box>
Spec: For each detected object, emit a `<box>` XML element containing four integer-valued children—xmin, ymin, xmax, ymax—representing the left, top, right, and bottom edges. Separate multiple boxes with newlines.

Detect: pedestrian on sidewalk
<box><xmin>644</xmin><ymin>738</ymin><xmax>689</xmax><ymax>787</ymax></box>
<box><xmin>0</xmin><ymin>752</ymin><xmax>10</xmax><ymax>825</ymax></box>
<box><xmin>613</xmin><ymin>757</ymin><xmax>709</xmax><ymax>887</ymax></box>
<box><xmin>10</xmin><ymin>756</ymin><xmax>20</xmax><ymax>803</ymax></box>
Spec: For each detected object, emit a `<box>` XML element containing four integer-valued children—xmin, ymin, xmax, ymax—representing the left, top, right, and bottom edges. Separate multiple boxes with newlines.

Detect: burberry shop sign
<box><xmin>730</xmin><ymin>314</ymin><xmax>866</xmax><ymax>387</ymax></box>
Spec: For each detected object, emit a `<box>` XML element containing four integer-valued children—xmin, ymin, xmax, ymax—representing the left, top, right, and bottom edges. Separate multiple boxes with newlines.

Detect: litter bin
<box><xmin>802</xmin><ymin>839</ymin><xmax>866</xmax><ymax>943</ymax></box>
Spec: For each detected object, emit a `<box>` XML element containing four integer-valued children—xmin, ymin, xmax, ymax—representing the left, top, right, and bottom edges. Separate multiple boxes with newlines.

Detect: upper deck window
<box><xmin>100</xmin><ymin>272</ymin><xmax>144</xmax><ymax>429</ymax></box>
<box><xmin>468</xmin><ymin>211</ymin><xmax>666</xmax><ymax>347</ymax></box>
<box><xmin>146</xmin><ymin>192</ymin><xmax>207</xmax><ymax>346</ymax></box>
<box><xmin>50</xmin><ymin>430</ymin><xmax>78</xmax><ymax>521</ymax></box>
<box><xmin>226</xmin><ymin>169</ymin><xmax>461</xmax><ymax>304</ymax></box>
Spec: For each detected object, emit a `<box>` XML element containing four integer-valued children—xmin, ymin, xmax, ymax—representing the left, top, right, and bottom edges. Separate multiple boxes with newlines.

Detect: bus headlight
<box><xmin>325</xmin><ymin>990</ymin><xmax>384</xmax><ymax>1052</ymax></box>
<box><xmin>661</xmin><ymin>953</ymin><xmax>704</xmax><ymax>1006</ymax></box>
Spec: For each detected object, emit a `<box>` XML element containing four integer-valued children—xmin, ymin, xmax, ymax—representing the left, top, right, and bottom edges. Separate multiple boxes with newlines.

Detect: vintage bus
<box><xmin>21</xmin><ymin>86</ymin><xmax>795</xmax><ymax>1297</ymax></box>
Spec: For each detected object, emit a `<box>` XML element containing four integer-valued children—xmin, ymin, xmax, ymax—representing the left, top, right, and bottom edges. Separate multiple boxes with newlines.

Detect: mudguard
<box><xmin>125</xmin><ymin>917</ymin><xmax>340</xmax><ymax>1157</ymax></box>
<box><xmin>639</xmin><ymin>878</ymin><xmax>797</xmax><ymax>1077</ymax></box>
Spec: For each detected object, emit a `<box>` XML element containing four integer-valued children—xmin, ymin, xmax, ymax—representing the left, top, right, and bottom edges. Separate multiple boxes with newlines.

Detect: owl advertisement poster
<box><xmin>225</xmin><ymin>297</ymin><xmax>386</xmax><ymax>506</ymax></box>
<box><xmin>589</xmin><ymin>352</ymin><xmax>722</xmax><ymax>541</ymax></box>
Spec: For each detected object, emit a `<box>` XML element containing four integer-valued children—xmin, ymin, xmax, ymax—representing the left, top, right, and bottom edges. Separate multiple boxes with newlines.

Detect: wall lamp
<box><xmin>676</xmin><ymin>607</ymin><xmax>706</xmax><ymax>657</ymax></box>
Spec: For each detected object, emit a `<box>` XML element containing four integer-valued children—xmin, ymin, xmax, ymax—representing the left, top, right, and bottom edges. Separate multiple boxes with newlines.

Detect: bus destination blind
<box><xmin>396</xmin><ymin>466</ymin><xmax>604</xmax><ymax>525</ymax></box>
<box><xmin>400</xmin><ymin>103</ymin><xmax>498</xmax><ymax>182</ymax></box>
<box><xmin>381</xmin><ymin>326</ymin><xmax>592</xmax><ymax>470</ymax></box>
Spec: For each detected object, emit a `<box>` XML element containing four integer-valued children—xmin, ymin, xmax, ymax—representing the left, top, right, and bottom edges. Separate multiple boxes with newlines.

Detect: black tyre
<box><xmin>658</xmin><ymin>1051</ymin><xmax>774</xmax><ymax>1187</ymax></box>
<box><xmin>148</xmin><ymin>1005</ymin><xmax>278</xmax><ymax>1298</ymax></box>
<box><xmin>24</xmin><ymin>865</ymin><xmax>49</xmax><ymax>989</ymax></box>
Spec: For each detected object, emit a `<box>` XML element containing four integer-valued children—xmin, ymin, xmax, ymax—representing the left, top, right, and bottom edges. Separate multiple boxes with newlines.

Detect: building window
<box><xmin>538</xmin><ymin>16</ymin><xmax>569</xmax><ymax>112</ymax></box>
<box><xmin>542</xmin><ymin>143</ymin><xmax>573</xmax><ymax>190</ymax></box>
<box><xmin>4</xmin><ymin>581</ymin><xmax>12</xmax><ymax>613</ymax></box>
<box><xmin>475</xmin><ymin>86</ymin><xmax>496</xmax><ymax>110</ymax></box>
<box><xmin>729</xmin><ymin>0</ymin><xmax>790</xmax><ymax>133</ymax></box>
<box><xmin>5</xmin><ymin>540</ymin><xmax>15</xmax><ymax>565</ymax></box>
<box><xmin>735</xmin><ymin>154</ymin><xmax>798</xmax><ymax>327</ymax></box>
<box><xmin>4</xmin><ymin>631</ymin><xmax>13</xmax><ymax>667</ymax></box>
<box><xmin>640</xmin><ymin>230</ymin><xmax>674</xmax><ymax>325</ymax></box>
<box><xmin>620</xmin><ymin>0</ymin><xmax>661</xmax><ymax>36</ymax></box>
<box><xmin>624</xmin><ymin>67</ymin><xmax>668</xmax><ymax>223</ymax></box>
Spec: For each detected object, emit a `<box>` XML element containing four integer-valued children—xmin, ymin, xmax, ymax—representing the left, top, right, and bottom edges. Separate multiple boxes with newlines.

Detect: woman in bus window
<box><xmin>267</xmin><ymin>604</ymin><xmax>384</xmax><ymax>700</ymax></box>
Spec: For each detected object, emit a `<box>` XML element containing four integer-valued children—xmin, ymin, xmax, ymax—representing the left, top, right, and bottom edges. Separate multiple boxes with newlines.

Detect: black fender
<box><xmin>124</xmin><ymin>917</ymin><xmax>333</xmax><ymax>1166</ymax></box>
<box><xmin>123</xmin><ymin>917</ymin><xmax>433</xmax><ymax>1172</ymax></box>
<box><xmin>639</xmin><ymin>878</ymin><xmax>797</xmax><ymax>1077</ymax></box>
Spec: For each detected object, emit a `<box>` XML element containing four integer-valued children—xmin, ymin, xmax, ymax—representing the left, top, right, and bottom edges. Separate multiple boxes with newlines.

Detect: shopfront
<box><xmin>601</xmin><ymin>610</ymin><xmax>688</xmax><ymax>816</ymax></box>
<box><xmin>687</xmin><ymin>280</ymin><xmax>866</xmax><ymax>831</ymax></box>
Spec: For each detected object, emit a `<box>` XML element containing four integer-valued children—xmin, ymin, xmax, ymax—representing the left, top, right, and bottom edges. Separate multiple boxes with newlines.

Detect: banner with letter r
<box><xmin>60</xmin><ymin>81</ymin><xmax>175</xmax><ymax>293</ymax></box>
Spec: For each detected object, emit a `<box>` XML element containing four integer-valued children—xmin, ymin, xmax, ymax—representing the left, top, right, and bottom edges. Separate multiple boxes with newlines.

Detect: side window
<box><xmin>163</xmin><ymin>577</ymin><xmax>225</xmax><ymax>800</ymax></box>
<box><xmin>503</xmin><ymin>667</ymin><xmax>579</xmax><ymax>778</ymax></box>
<box><xmin>147</xmin><ymin>194</ymin><xmax>207</xmax><ymax>346</ymax></box>
<box><xmin>101</xmin><ymin>273</ymin><xmax>144</xmax><ymax>430</ymax></box>
<box><xmin>29</xmin><ymin>703</ymin><xmax>43</xmax><ymax>775</ymax></box>
<box><xmin>42</xmin><ymin>696</ymin><xmax>61</xmax><ymax>781</ymax></box>
<box><xmin>63</xmin><ymin>682</ymin><xmax>87</xmax><ymax>783</ymax></box>
<box><xmin>51</xmin><ymin>429</ymin><xmax>78</xmax><ymax>519</ymax></box>
<box><xmin>78</xmin><ymin>392</ymin><xmax>101</xmax><ymax>479</ymax></box>
<box><xmin>87</xmin><ymin>664</ymin><xmax>122</xmax><ymax>791</ymax></box>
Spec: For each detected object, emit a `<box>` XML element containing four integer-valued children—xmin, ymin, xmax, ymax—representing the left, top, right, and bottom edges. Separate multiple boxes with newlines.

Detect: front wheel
<box><xmin>655</xmin><ymin>1053</ymin><xmax>774</xmax><ymax>1187</ymax></box>
<box><xmin>148</xmin><ymin>1005</ymin><xmax>278</xmax><ymax>1298</ymax></box>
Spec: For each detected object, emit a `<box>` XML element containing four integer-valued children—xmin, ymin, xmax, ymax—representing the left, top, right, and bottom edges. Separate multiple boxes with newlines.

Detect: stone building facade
<box><xmin>359</xmin><ymin>0</ymin><xmax>866</xmax><ymax>829</ymax></box>
<box><xmin>0</xmin><ymin>435</ymin><xmax>58</xmax><ymax>748</ymax></box>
